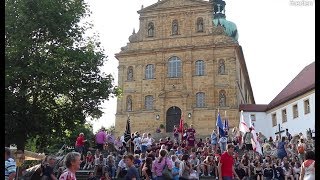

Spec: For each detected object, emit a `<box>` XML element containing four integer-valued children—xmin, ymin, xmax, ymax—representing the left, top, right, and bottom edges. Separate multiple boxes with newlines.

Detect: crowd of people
<box><xmin>64</xmin><ymin>125</ymin><xmax>315</xmax><ymax>180</ymax></box>
<box><xmin>7</xmin><ymin>125</ymin><xmax>314</xmax><ymax>180</ymax></box>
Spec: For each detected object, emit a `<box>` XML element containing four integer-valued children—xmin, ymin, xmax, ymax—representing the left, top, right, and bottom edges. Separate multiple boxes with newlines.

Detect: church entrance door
<box><xmin>166</xmin><ymin>106</ymin><xmax>181</xmax><ymax>133</ymax></box>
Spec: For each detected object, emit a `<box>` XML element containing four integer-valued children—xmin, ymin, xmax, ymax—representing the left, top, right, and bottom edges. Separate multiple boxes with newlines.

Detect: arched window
<box><xmin>168</xmin><ymin>56</ymin><xmax>182</xmax><ymax>78</ymax></box>
<box><xmin>147</xmin><ymin>22</ymin><xmax>154</xmax><ymax>37</ymax></box>
<box><xmin>145</xmin><ymin>95</ymin><xmax>154</xmax><ymax>110</ymax></box>
<box><xmin>197</xmin><ymin>17</ymin><xmax>204</xmax><ymax>32</ymax></box>
<box><xmin>218</xmin><ymin>59</ymin><xmax>225</xmax><ymax>74</ymax></box>
<box><xmin>127</xmin><ymin>96</ymin><xmax>132</xmax><ymax>111</ymax></box>
<box><xmin>219</xmin><ymin>90</ymin><xmax>226</xmax><ymax>107</ymax></box>
<box><xmin>145</xmin><ymin>64</ymin><xmax>154</xmax><ymax>79</ymax></box>
<box><xmin>172</xmin><ymin>20</ymin><xmax>179</xmax><ymax>35</ymax></box>
<box><xmin>196</xmin><ymin>92</ymin><xmax>205</xmax><ymax>108</ymax></box>
<box><xmin>127</xmin><ymin>66</ymin><xmax>133</xmax><ymax>81</ymax></box>
<box><xmin>195</xmin><ymin>60</ymin><xmax>205</xmax><ymax>76</ymax></box>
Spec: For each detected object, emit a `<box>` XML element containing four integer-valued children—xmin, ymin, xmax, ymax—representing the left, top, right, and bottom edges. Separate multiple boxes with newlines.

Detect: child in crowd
<box><xmin>172</xmin><ymin>161</ymin><xmax>180</xmax><ymax>180</ymax></box>
<box><xmin>83</xmin><ymin>151</ymin><xmax>94</xmax><ymax>170</ymax></box>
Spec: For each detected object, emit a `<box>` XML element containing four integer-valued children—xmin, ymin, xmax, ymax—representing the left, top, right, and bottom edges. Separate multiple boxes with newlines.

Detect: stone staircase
<box><xmin>153</xmin><ymin>132</ymin><xmax>211</xmax><ymax>141</ymax></box>
<box><xmin>75</xmin><ymin>170</ymin><xmax>91</xmax><ymax>180</ymax></box>
<box><xmin>75</xmin><ymin>169</ymin><xmax>218</xmax><ymax>180</ymax></box>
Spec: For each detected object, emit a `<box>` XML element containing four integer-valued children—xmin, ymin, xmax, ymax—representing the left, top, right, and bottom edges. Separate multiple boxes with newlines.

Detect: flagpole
<box><xmin>217</xmin><ymin>108</ymin><xmax>220</xmax><ymax>138</ymax></box>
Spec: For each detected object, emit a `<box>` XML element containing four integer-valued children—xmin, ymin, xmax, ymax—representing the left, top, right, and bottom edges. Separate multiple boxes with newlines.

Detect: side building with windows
<box><xmin>115</xmin><ymin>0</ymin><xmax>255</xmax><ymax>136</ymax></box>
<box><xmin>239</xmin><ymin>62</ymin><xmax>315</xmax><ymax>138</ymax></box>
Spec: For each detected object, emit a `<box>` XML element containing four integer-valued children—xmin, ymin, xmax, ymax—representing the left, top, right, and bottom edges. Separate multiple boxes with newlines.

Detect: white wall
<box><xmin>267</xmin><ymin>92</ymin><xmax>315</xmax><ymax>138</ymax></box>
<box><xmin>242</xmin><ymin>111</ymin><xmax>271</xmax><ymax>138</ymax></box>
<box><xmin>241</xmin><ymin>92</ymin><xmax>315</xmax><ymax>140</ymax></box>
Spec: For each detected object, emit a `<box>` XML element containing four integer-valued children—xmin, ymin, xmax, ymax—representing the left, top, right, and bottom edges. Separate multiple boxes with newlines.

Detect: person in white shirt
<box><xmin>115</xmin><ymin>155</ymin><xmax>127</xmax><ymax>179</ymax></box>
<box><xmin>120</xmin><ymin>135</ymin><xmax>125</xmax><ymax>146</ymax></box>
<box><xmin>133</xmin><ymin>133</ymin><xmax>141</xmax><ymax>151</ymax></box>
<box><xmin>171</xmin><ymin>155</ymin><xmax>181</xmax><ymax>164</ymax></box>
<box><xmin>147</xmin><ymin>133</ymin><xmax>155</xmax><ymax>147</ymax></box>
<box><xmin>94</xmin><ymin>154</ymin><xmax>106</xmax><ymax>176</ymax></box>
<box><xmin>141</xmin><ymin>133</ymin><xmax>149</xmax><ymax>153</ymax></box>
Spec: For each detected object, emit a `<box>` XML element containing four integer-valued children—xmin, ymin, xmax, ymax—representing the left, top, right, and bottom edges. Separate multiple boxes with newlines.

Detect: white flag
<box><xmin>239</xmin><ymin>110</ymin><xmax>249</xmax><ymax>133</ymax></box>
<box><xmin>249</xmin><ymin>116</ymin><xmax>263</xmax><ymax>155</ymax></box>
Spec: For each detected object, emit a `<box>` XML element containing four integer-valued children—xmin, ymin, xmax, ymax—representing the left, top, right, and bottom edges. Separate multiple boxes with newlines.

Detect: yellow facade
<box><xmin>114</xmin><ymin>0</ymin><xmax>254</xmax><ymax>137</ymax></box>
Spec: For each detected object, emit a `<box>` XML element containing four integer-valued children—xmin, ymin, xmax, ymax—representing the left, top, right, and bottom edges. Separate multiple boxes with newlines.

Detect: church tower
<box><xmin>114</xmin><ymin>0</ymin><xmax>254</xmax><ymax>136</ymax></box>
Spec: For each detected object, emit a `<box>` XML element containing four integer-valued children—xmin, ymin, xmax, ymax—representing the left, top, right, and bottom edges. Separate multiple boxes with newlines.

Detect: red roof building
<box><xmin>239</xmin><ymin>62</ymin><xmax>315</xmax><ymax>138</ymax></box>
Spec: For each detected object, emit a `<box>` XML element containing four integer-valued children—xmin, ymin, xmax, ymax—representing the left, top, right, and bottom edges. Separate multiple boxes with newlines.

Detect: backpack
<box><xmin>298</xmin><ymin>144</ymin><xmax>305</xmax><ymax>154</ymax></box>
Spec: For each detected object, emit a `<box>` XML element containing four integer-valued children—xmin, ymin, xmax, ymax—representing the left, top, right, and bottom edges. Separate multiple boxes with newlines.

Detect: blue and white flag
<box><xmin>216</xmin><ymin>113</ymin><xmax>225</xmax><ymax>137</ymax></box>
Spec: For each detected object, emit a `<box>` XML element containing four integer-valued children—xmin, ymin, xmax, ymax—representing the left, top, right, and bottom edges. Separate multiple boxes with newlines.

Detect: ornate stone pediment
<box><xmin>138</xmin><ymin>0</ymin><xmax>210</xmax><ymax>13</ymax></box>
<box><xmin>213</xmin><ymin>35</ymin><xmax>237</xmax><ymax>46</ymax></box>
<box><xmin>158</xmin><ymin>89</ymin><xmax>189</xmax><ymax>98</ymax></box>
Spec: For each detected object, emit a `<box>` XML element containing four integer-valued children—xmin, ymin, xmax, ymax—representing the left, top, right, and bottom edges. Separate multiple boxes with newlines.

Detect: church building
<box><xmin>114</xmin><ymin>0</ymin><xmax>255</xmax><ymax>136</ymax></box>
<box><xmin>240</xmin><ymin>62</ymin><xmax>315</xmax><ymax>138</ymax></box>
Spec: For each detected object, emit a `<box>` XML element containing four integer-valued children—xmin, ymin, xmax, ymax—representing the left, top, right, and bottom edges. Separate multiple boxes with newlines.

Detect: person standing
<box><xmin>5</xmin><ymin>147</ymin><xmax>16</xmax><ymax>180</ymax></box>
<box><xmin>75</xmin><ymin>133</ymin><xmax>87</xmax><ymax>155</ymax></box>
<box><xmin>276</xmin><ymin>136</ymin><xmax>288</xmax><ymax>160</ymax></box>
<box><xmin>147</xmin><ymin>133</ymin><xmax>155</xmax><ymax>150</ymax></box>
<box><xmin>299</xmin><ymin>151</ymin><xmax>315</xmax><ymax>180</ymax></box>
<box><xmin>285</xmin><ymin>129</ymin><xmax>292</xmax><ymax>142</ymax></box>
<box><xmin>297</xmin><ymin>139</ymin><xmax>306</xmax><ymax>163</ymax></box>
<box><xmin>187</xmin><ymin>124</ymin><xmax>196</xmax><ymax>137</ymax></box>
<box><xmin>219</xmin><ymin>135</ymin><xmax>228</xmax><ymax>153</ymax></box>
<box><xmin>173</xmin><ymin>125</ymin><xmax>180</xmax><ymax>143</ymax></box>
<box><xmin>140</xmin><ymin>133</ymin><xmax>148</xmax><ymax>153</ymax></box>
<box><xmin>243</xmin><ymin>128</ymin><xmax>254</xmax><ymax>158</ymax></box>
<box><xmin>218</xmin><ymin>144</ymin><xmax>239</xmax><ymax>180</ymax></box>
<box><xmin>59</xmin><ymin>152</ymin><xmax>81</xmax><ymax>180</ymax></box>
<box><xmin>133</xmin><ymin>132</ymin><xmax>141</xmax><ymax>152</ymax></box>
<box><xmin>95</xmin><ymin>128</ymin><xmax>107</xmax><ymax>151</ymax></box>
<box><xmin>186</xmin><ymin>132</ymin><xmax>196</xmax><ymax>150</ymax></box>
<box><xmin>125</xmin><ymin>154</ymin><xmax>140</xmax><ymax>180</ymax></box>
<box><xmin>211</xmin><ymin>130</ymin><xmax>218</xmax><ymax>151</ymax></box>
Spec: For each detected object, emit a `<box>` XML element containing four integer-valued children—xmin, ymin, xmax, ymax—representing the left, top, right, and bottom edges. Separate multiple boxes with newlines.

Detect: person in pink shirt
<box><xmin>59</xmin><ymin>152</ymin><xmax>81</xmax><ymax>180</ymax></box>
<box><xmin>95</xmin><ymin>128</ymin><xmax>107</xmax><ymax>151</ymax></box>
<box><xmin>151</xmin><ymin>149</ymin><xmax>173</xmax><ymax>180</ymax></box>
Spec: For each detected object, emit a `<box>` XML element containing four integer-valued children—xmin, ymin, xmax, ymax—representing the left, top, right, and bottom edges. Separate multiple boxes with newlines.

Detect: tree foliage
<box><xmin>5</xmin><ymin>0</ymin><xmax>120</xmax><ymax>150</ymax></box>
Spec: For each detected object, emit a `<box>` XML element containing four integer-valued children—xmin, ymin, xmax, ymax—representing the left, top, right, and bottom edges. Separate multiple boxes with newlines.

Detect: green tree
<box><xmin>5</xmin><ymin>0</ymin><xmax>121</xmax><ymax>151</ymax></box>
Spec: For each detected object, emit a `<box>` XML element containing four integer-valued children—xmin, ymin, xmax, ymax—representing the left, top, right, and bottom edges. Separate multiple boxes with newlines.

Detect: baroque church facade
<box><xmin>114</xmin><ymin>0</ymin><xmax>255</xmax><ymax>136</ymax></box>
